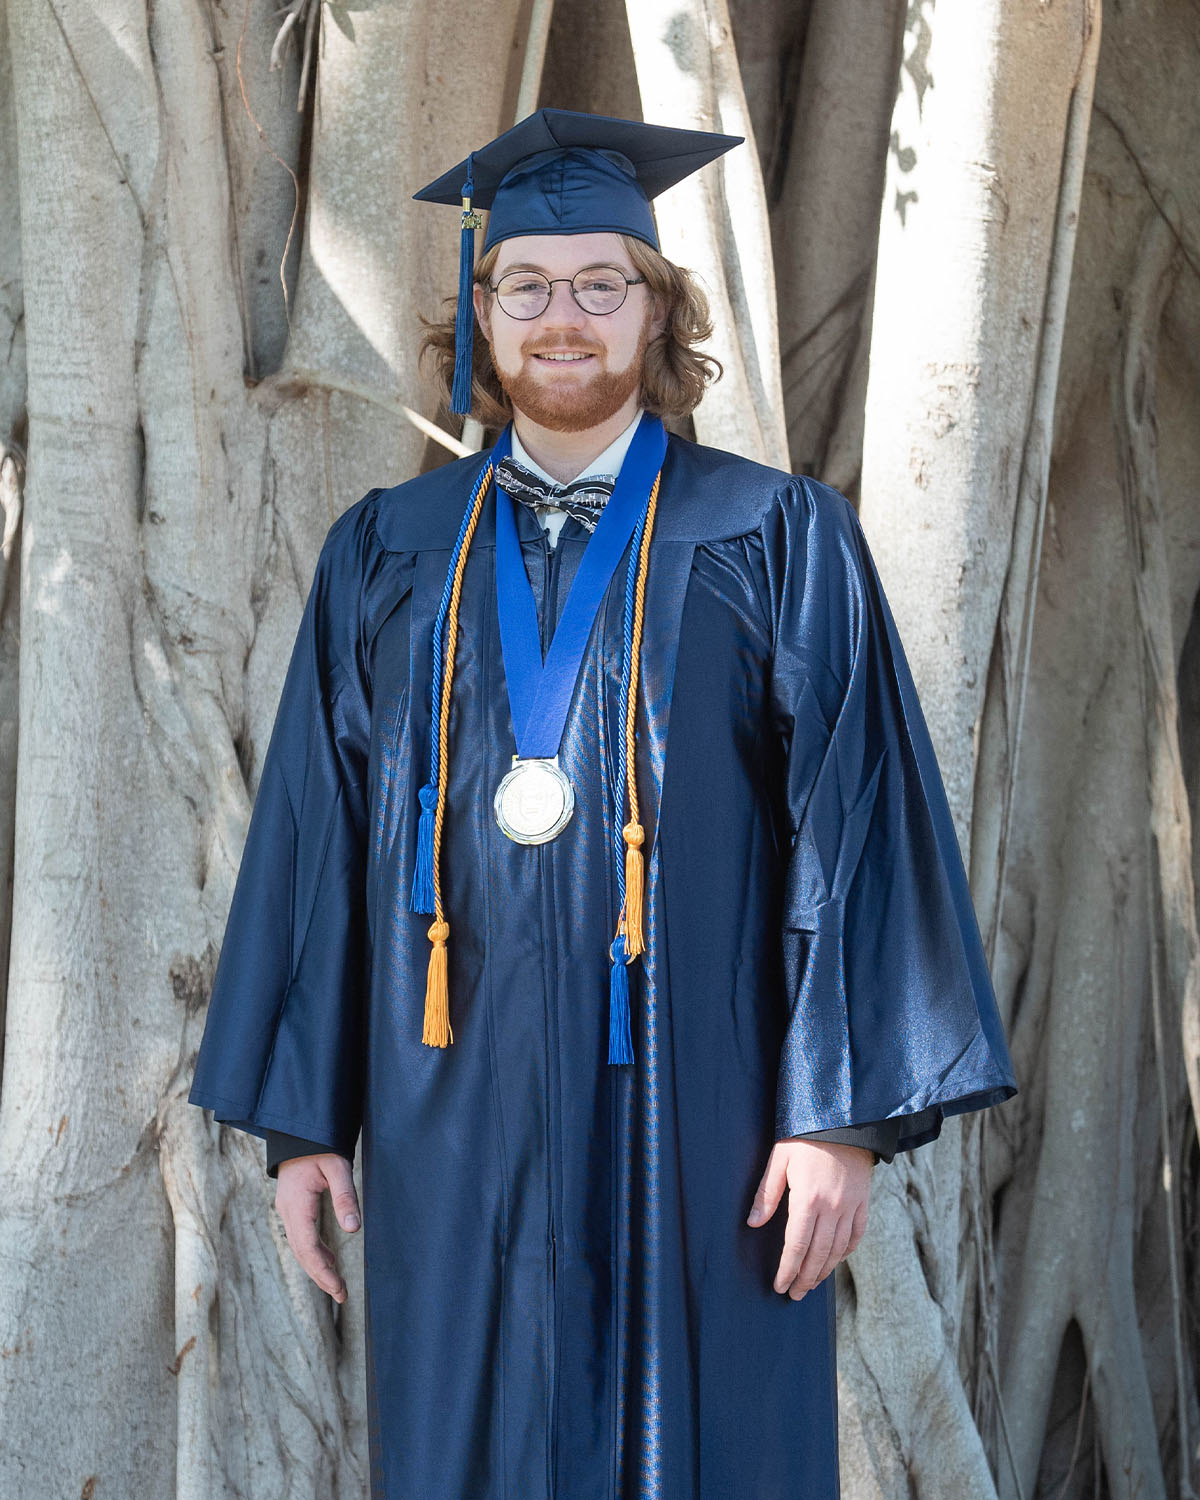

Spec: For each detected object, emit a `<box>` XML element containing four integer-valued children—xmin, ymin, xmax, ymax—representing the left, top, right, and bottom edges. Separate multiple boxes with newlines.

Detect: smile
<box><xmin>532</xmin><ymin>352</ymin><xmax>596</xmax><ymax>362</ymax></box>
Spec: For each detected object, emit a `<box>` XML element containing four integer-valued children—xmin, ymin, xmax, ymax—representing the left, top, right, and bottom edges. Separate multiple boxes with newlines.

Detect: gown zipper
<box><xmin>540</xmin><ymin>524</ymin><xmax>563</xmax><ymax>1496</ymax></box>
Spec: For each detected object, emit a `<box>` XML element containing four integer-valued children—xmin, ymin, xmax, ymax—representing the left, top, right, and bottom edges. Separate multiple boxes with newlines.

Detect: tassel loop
<box><xmin>423</xmin><ymin>918</ymin><xmax>453</xmax><ymax>1047</ymax></box>
<box><xmin>409</xmin><ymin>781</ymin><xmax>438</xmax><ymax>913</ymax></box>
<box><xmin>622</xmin><ymin>821</ymin><xmax>645</xmax><ymax>957</ymax></box>
<box><xmin>608</xmin><ymin>934</ymin><xmax>634</xmax><ymax>1065</ymax></box>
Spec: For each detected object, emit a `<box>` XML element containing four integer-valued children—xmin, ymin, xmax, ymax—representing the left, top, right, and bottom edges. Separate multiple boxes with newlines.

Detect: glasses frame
<box><xmin>486</xmin><ymin>266</ymin><xmax>648</xmax><ymax>320</ymax></box>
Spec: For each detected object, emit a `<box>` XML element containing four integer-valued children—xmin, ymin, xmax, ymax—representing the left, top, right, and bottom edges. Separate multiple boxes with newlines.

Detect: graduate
<box><xmin>188</xmin><ymin>108</ymin><xmax>1018</xmax><ymax>1499</ymax></box>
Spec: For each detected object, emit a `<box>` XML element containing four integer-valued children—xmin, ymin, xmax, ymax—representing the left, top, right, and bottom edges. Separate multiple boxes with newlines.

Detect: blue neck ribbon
<box><xmin>493</xmin><ymin>411</ymin><xmax>668</xmax><ymax>760</ymax></box>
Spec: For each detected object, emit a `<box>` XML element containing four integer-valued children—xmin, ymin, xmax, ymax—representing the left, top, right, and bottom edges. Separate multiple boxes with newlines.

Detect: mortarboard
<box><xmin>413</xmin><ymin>108</ymin><xmax>743</xmax><ymax>414</ymax></box>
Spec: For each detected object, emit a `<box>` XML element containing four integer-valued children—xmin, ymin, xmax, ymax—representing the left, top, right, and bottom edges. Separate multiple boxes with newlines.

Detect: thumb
<box><xmin>322</xmin><ymin>1156</ymin><xmax>362</xmax><ymax>1232</ymax></box>
<box><xmin>747</xmin><ymin>1146</ymin><xmax>788</xmax><ymax>1228</ymax></box>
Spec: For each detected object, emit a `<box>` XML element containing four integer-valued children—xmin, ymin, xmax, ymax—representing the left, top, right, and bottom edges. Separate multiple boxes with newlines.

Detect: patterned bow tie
<box><xmin>495</xmin><ymin>456</ymin><xmax>617</xmax><ymax>534</ymax></box>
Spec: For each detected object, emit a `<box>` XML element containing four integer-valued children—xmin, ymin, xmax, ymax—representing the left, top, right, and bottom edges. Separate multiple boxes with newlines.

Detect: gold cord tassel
<box><xmin>422</xmin><ymin>919</ymin><xmax>453</xmax><ymax>1046</ymax></box>
<box><xmin>622</xmin><ymin>821</ymin><xmax>645</xmax><ymax>957</ymax></box>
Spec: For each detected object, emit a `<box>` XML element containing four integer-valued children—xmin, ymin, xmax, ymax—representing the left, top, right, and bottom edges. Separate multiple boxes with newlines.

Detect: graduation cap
<box><xmin>413</xmin><ymin>108</ymin><xmax>744</xmax><ymax>414</ymax></box>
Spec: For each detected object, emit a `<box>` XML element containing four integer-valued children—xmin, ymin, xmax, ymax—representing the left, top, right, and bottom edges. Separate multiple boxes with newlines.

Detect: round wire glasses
<box><xmin>487</xmin><ymin>266</ymin><xmax>647</xmax><ymax>320</ymax></box>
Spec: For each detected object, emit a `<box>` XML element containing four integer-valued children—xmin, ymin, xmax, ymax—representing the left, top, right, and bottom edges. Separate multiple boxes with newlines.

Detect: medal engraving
<box><xmin>494</xmin><ymin>756</ymin><xmax>575</xmax><ymax>844</ymax></box>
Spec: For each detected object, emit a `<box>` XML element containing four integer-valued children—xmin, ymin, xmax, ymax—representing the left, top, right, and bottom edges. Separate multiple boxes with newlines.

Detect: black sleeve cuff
<box><xmin>782</xmin><ymin>1117</ymin><xmax>901</xmax><ymax>1164</ymax></box>
<box><xmin>265</xmin><ymin>1130</ymin><xmax>341</xmax><ymax>1179</ymax></box>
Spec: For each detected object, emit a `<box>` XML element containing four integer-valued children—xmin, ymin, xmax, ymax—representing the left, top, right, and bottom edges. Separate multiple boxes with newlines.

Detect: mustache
<box><xmin>521</xmin><ymin>336</ymin><xmax>604</xmax><ymax>356</ymax></box>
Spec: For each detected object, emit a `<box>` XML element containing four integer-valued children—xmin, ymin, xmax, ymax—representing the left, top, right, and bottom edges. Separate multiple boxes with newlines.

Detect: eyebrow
<box><xmin>495</xmin><ymin>261</ymin><xmax>632</xmax><ymax>275</ymax></box>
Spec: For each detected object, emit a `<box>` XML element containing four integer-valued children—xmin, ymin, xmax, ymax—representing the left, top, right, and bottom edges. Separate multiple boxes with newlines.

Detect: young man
<box><xmin>189</xmin><ymin>110</ymin><xmax>1017</xmax><ymax>1499</ymax></box>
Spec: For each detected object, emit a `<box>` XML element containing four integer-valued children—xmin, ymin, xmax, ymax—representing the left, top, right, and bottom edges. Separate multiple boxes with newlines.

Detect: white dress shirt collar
<box><xmin>509</xmin><ymin>407</ymin><xmax>645</xmax><ymax>489</ymax></box>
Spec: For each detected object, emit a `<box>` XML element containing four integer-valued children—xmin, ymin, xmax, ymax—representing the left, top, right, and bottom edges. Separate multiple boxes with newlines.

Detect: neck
<box><xmin>510</xmin><ymin>393</ymin><xmax>641</xmax><ymax>484</ymax></box>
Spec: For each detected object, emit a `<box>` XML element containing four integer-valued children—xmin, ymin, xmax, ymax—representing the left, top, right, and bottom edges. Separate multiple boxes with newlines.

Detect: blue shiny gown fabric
<box><xmin>188</xmin><ymin>433</ymin><xmax>1017</xmax><ymax>1499</ymax></box>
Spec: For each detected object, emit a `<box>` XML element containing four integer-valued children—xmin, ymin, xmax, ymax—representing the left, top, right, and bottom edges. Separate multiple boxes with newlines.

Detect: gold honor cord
<box><xmin>422</xmin><ymin>462</ymin><xmax>492</xmax><ymax>1046</ymax></box>
<box><xmin>617</xmin><ymin>468</ymin><xmax>662</xmax><ymax>959</ymax></box>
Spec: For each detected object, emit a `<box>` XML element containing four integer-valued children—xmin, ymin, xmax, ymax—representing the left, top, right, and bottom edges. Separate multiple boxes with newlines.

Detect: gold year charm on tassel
<box><xmin>494</xmin><ymin>754</ymin><xmax>575</xmax><ymax>844</ymax></box>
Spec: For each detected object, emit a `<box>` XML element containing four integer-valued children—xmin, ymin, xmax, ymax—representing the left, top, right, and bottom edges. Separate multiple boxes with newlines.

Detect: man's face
<box><xmin>473</xmin><ymin>232</ymin><xmax>665</xmax><ymax>433</ymax></box>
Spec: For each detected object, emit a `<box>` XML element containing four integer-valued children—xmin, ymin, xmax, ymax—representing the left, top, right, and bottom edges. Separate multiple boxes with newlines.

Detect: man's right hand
<box><xmin>274</xmin><ymin>1154</ymin><xmax>361</xmax><ymax>1304</ymax></box>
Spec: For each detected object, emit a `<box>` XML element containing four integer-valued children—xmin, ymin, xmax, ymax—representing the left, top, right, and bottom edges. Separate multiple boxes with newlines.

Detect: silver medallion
<box><xmin>494</xmin><ymin>755</ymin><xmax>575</xmax><ymax>844</ymax></box>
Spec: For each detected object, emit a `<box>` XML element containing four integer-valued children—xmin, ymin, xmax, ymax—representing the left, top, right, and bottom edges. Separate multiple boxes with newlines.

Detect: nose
<box><xmin>538</xmin><ymin>279</ymin><xmax>588</xmax><ymax>328</ymax></box>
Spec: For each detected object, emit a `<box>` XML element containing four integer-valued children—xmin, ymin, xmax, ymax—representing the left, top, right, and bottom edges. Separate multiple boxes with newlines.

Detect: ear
<box><xmin>648</xmin><ymin>291</ymin><xmax>668</xmax><ymax>343</ymax></box>
<box><xmin>473</xmin><ymin>281</ymin><xmax>492</xmax><ymax>340</ymax></box>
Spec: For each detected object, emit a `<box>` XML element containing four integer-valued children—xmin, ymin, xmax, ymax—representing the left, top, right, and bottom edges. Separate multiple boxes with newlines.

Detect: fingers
<box><xmin>776</xmin><ymin>1205</ymin><xmax>831</xmax><ymax>1296</ymax></box>
<box><xmin>789</xmin><ymin>1211</ymin><xmax>855</xmax><ymax>1300</ymax></box>
<box><xmin>746</xmin><ymin>1145</ymin><xmax>789</xmax><ymax>1228</ymax></box>
<box><xmin>285</xmin><ymin>1203</ymin><xmax>347</xmax><ymax>1304</ymax></box>
<box><xmin>275</xmin><ymin>1154</ymin><xmax>358</xmax><ymax>1303</ymax></box>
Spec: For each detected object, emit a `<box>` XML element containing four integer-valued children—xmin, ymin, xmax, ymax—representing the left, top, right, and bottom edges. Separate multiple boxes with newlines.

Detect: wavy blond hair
<box><xmin>418</xmin><ymin>234</ymin><xmax>722</xmax><ymax>429</ymax></box>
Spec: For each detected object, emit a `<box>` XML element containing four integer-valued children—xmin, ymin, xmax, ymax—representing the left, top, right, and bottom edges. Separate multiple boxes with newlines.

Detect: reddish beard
<box><xmin>489</xmin><ymin>320</ymin><xmax>650</xmax><ymax>433</ymax></box>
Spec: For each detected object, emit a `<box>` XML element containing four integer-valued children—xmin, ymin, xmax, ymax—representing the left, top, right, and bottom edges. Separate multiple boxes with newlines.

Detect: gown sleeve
<box><xmin>765</xmin><ymin>475</ymin><xmax>1018</xmax><ymax>1156</ymax></box>
<box><xmin>187</xmin><ymin>492</ymin><xmax>381</xmax><ymax>1160</ymax></box>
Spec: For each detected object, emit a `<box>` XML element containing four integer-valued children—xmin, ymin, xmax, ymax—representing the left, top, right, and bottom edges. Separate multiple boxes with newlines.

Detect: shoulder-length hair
<box><xmin>418</xmin><ymin>234</ymin><xmax>723</xmax><ymax>430</ymax></box>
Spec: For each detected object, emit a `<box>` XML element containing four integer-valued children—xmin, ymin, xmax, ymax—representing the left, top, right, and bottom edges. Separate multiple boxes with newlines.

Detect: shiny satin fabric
<box><xmin>189</xmin><ymin>433</ymin><xmax>1017</xmax><ymax>1499</ymax></box>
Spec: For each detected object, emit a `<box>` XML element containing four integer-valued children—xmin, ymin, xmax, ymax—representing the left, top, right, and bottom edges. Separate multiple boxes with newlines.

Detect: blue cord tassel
<box><xmin>608</xmin><ymin>935</ymin><xmax>635</xmax><ymax>1065</ymax></box>
<box><xmin>450</xmin><ymin>160</ymin><xmax>480</xmax><ymax>416</ymax></box>
<box><xmin>409</xmin><ymin>780</ymin><xmax>438</xmax><ymax>913</ymax></box>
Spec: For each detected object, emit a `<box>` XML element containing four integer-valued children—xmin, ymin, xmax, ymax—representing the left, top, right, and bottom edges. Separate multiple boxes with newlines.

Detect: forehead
<box><xmin>491</xmin><ymin>231</ymin><xmax>634</xmax><ymax>277</ymax></box>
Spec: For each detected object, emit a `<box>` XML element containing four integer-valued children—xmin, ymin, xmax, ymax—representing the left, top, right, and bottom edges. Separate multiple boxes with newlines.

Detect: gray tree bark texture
<box><xmin>0</xmin><ymin>1</ymin><xmax>1196</xmax><ymax>1497</ymax></box>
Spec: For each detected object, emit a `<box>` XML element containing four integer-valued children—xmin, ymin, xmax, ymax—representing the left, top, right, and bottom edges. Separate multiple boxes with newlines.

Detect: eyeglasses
<box><xmin>487</xmin><ymin>266</ymin><xmax>647</xmax><ymax>320</ymax></box>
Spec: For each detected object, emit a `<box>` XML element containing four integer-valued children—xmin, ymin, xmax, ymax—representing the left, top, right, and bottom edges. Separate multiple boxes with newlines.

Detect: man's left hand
<box><xmin>746</xmin><ymin>1139</ymin><xmax>875</xmax><ymax>1300</ymax></box>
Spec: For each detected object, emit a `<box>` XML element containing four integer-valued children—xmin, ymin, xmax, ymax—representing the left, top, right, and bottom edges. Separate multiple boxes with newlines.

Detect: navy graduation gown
<box><xmin>189</xmin><ymin>432</ymin><xmax>1017</xmax><ymax>1500</ymax></box>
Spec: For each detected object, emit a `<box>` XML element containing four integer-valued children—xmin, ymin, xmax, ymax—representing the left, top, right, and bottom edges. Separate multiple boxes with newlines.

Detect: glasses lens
<box><xmin>495</xmin><ymin>272</ymin><xmax>551</xmax><ymax>319</ymax></box>
<box><xmin>572</xmin><ymin>269</ymin><xmax>628</xmax><ymax>315</ymax></box>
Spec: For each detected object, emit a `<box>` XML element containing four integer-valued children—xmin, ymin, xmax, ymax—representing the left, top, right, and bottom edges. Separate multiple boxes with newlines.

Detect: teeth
<box><xmin>536</xmin><ymin>352</ymin><xmax>592</xmax><ymax>361</ymax></box>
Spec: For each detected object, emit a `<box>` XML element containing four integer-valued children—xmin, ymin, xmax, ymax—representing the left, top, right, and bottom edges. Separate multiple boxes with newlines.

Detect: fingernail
<box><xmin>345</xmin><ymin>1214</ymin><xmax>360</xmax><ymax>1230</ymax></box>
<box><xmin>747</xmin><ymin>1207</ymin><xmax>764</xmax><ymax>1225</ymax></box>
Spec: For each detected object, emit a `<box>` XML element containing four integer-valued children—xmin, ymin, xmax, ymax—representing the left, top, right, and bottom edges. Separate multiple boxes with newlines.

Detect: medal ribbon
<box><xmin>493</xmin><ymin>411</ymin><xmax>668</xmax><ymax>760</ymax></box>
